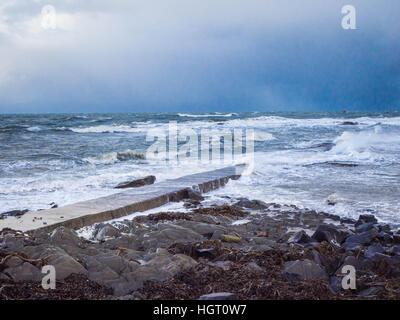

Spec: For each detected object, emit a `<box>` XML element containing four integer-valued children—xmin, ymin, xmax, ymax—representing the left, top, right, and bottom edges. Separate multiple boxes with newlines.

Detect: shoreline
<box><xmin>1</xmin><ymin>196</ymin><xmax>400</xmax><ymax>300</ymax></box>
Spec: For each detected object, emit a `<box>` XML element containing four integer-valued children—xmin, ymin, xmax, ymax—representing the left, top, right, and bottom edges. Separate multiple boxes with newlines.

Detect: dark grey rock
<box><xmin>355</xmin><ymin>222</ymin><xmax>376</xmax><ymax>233</ymax></box>
<box><xmin>342</xmin><ymin>227</ymin><xmax>378</xmax><ymax>251</ymax></box>
<box><xmin>355</xmin><ymin>214</ymin><xmax>378</xmax><ymax>227</ymax></box>
<box><xmin>387</xmin><ymin>245</ymin><xmax>400</xmax><ymax>256</ymax></box>
<box><xmin>199</xmin><ymin>292</ymin><xmax>237</xmax><ymax>300</ymax></box>
<box><xmin>364</xmin><ymin>243</ymin><xmax>384</xmax><ymax>259</ymax></box>
<box><xmin>358</xmin><ymin>286</ymin><xmax>383</xmax><ymax>297</ymax></box>
<box><xmin>196</xmin><ymin>248</ymin><xmax>217</xmax><ymax>259</ymax></box>
<box><xmin>234</xmin><ymin>199</ymin><xmax>268</xmax><ymax>210</ymax></box>
<box><xmin>311</xmin><ymin>224</ymin><xmax>349</xmax><ymax>244</ymax></box>
<box><xmin>246</xmin><ymin>262</ymin><xmax>264</xmax><ymax>272</ymax></box>
<box><xmin>341</xmin><ymin>121</ymin><xmax>358</xmax><ymax>126</ymax></box>
<box><xmin>329</xmin><ymin>276</ymin><xmax>343</xmax><ymax>294</ymax></box>
<box><xmin>185</xmin><ymin>188</ymin><xmax>204</xmax><ymax>201</ymax></box>
<box><xmin>115</xmin><ymin>175</ymin><xmax>156</xmax><ymax>189</ymax></box>
<box><xmin>96</xmin><ymin>224</ymin><xmax>121</xmax><ymax>241</ymax></box>
<box><xmin>1</xmin><ymin>234</ymin><xmax>25</xmax><ymax>251</ymax></box>
<box><xmin>393</xmin><ymin>235</ymin><xmax>400</xmax><ymax>244</ymax></box>
<box><xmin>379</xmin><ymin>224</ymin><xmax>392</xmax><ymax>233</ymax></box>
<box><xmin>283</xmin><ymin>259</ymin><xmax>328</xmax><ymax>281</ymax></box>
<box><xmin>50</xmin><ymin>227</ymin><xmax>81</xmax><ymax>247</ymax></box>
<box><xmin>340</xmin><ymin>217</ymin><xmax>356</xmax><ymax>224</ymax></box>
<box><xmin>376</xmin><ymin>231</ymin><xmax>393</xmax><ymax>244</ymax></box>
<box><xmin>3</xmin><ymin>256</ymin><xmax>24</xmax><ymax>268</ymax></box>
<box><xmin>341</xmin><ymin>255</ymin><xmax>361</xmax><ymax>270</ymax></box>
<box><xmin>0</xmin><ymin>209</ymin><xmax>28</xmax><ymax>219</ymax></box>
<box><xmin>47</xmin><ymin>254</ymin><xmax>88</xmax><ymax>279</ymax></box>
<box><xmin>292</xmin><ymin>231</ymin><xmax>312</xmax><ymax>244</ymax></box>
<box><xmin>4</xmin><ymin>262</ymin><xmax>42</xmax><ymax>282</ymax></box>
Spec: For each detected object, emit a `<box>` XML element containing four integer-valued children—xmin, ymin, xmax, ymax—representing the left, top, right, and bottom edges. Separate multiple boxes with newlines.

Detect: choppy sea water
<box><xmin>0</xmin><ymin>111</ymin><xmax>399</xmax><ymax>224</ymax></box>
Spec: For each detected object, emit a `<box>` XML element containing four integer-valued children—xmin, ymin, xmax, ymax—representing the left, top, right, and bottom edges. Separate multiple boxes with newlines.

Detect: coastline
<box><xmin>1</xmin><ymin>196</ymin><xmax>400</xmax><ymax>300</ymax></box>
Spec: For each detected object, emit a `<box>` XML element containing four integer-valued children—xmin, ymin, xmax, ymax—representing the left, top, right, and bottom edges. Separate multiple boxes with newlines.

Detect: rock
<box><xmin>311</xmin><ymin>224</ymin><xmax>349</xmax><ymax>244</ymax></box>
<box><xmin>340</xmin><ymin>217</ymin><xmax>356</xmax><ymax>224</ymax></box>
<box><xmin>326</xmin><ymin>162</ymin><xmax>358</xmax><ymax>168</ymax></box>
<box><xmin>340</xmin><ymin>255</ymin><xmax>362</xmax><ymax>270</ymax></box>
<box><xmin>379</xmin><ymin>224</ymin><xmax>392</xmax><ymax>233</ymax></box>
<box><xmin>199</xmin><ymin>292</ymin><xmax>237</xmax><ymax>300</ymax></box>
<box><xmin>393</xmin><ymin>235</ymin><xmax>400</xmax><ymax>244</ymax></box>
<box><xmin>247</xmin><ymin>262</ymin><xmax>264</xmax><ymax>272</ymax></box>
<box><xmin>84</xmin><ymin>256</ymin><xmax>121</xmax><ymax>283</ymax></box>
<box><xmin>376</xmin><ymin>231</ymin><xmax>393</xmax><ymax>244</ymax></box>
<box><xmin>364</xmin><ymin>243</ymin><xmax>384</xmax><ymax>259</ymax></box>
<box><xmin>220</xmin><ymin>234</ymin><xmax>241</xmax><ymax>243</ymax></box>
<box><xmin>47</xmin><ymin>254</ymin><xmax>88</xmax><ymax>279</ymax></box>
<box><xmin>0</xmin><ymin>273</ymin><xmax>11</xmax><ymax>280</ymax></box>
<box><xmin>185</xmin><ymin>188</ymin><xmax>204</xmax><ymax>201</ymax></box>
<box><xmin>92</xmin><ymin>253</ymin><xmax>132</xmax><ymax>274</ymax></box>
<box><xmin>388</xmin><ymin>245</ymin><xmax>400</xmax><ymax>256</ymax></box>
<box><xmin>50</xmin><ymin>227</ymin><xmax>81</xmax><ymax>247</ymax></box>
<box><xmin>4</xmin><ymin>256</ymin><xmax>24</xmax><ymax>268</ymax></box>
<box><xmin>212</xmin><ymin>261</ymin><xmax>232</xmax><ymax>271</ymax></box>
<box><xmin>1</xmin><ymin>234</ymin><xmax>25</xmax><ymax>250</ymax></box>
<box><xmin>312</xmin><ymin>229</ymin><xmax>334</xmax><ymax>243</ymax></box>
<box><xmin>283</xmin><ymin>259</ymin><xmax>328</xmax><ymax>281</ymax></box>
<box><xmin>311</xmin><ymin>250</ymin><xmax>322</xmax><ymax>266</ymax></box>
<box><xmin>341</xmin><ymin>121</ymin><xmax>358</xmax><ymax>125</ymax></box>
<box><xmin>176</xmin><ymin>221</ymin><xmax>226</xmax><ymax>238</ymax></box>
<box><xmin>109</xmin><ymin>252</ymin><xmax>198</xmax><ymax>295</ymax></box>
<box><xmin>0</xmin><ymin>209</ymin><xmax>29</xmax><ymax>219</ymax></box>
<box><xmin>358</xmin><ymin>286</ymin><xmax>383</xmax><ymax>297</ymax></box>
<box><xmin>355</xmin><ymin>214</ymin><xmax>378</xmax><ymax>227</ymax></box>
<box><xmin>96</xmin><ymin>224</ymin><xmax>121</xmax><ymax>241</ymax></box>
<box><xmin>342</xmin><ymin>227</ymin><xmax>378</xmax><ymax>251</ymax></box>
<box><xmin>115</xmin><ymin>175</ymin><xmax>156</xmax><ymax>189</ymax></box>
<box><xmin>292</xmin><ymin>231</ymin><xmax>312</xmax><ymax>244</ymax></box>
<box><xmin>234</xmin><ymin>199</ymin><xmax>268</xmax><ymax>210</ymax></box>
<box><xmin>355</xmin><ymin>222</ymin><xmax>376</xmax><ymax>233</ymax></box>
<box><xmin>196</xmin><ymin>248</ymin><xmax>217</xmax><ymax>259</ymax></box>
<box><xmin>329</xmin><ymin>276</ymin><xmax>343</xmax><ymax>294</ymax></box>
<box><xmin>49</xmin><ymin>202</ymin><xmax>58</xmax><ymax>208</ymax></box>
<box><xmin>4</xmin><ymin>262</ymin><xmax>42</xmax><ymax>282</ymax></box>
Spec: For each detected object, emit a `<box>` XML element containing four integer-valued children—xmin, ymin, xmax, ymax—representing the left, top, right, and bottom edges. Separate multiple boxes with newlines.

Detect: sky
<box><xmin>0</xmin><ymin>0</ymin><xmax>399</xmax><ymax>113</ymax></box>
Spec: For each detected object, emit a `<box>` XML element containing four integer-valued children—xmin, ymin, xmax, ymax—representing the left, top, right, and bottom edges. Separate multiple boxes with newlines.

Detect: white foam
<box><xmin>27</xmin><ymin>126</ymin><xmax>41</xmax><ymax>132</ymax></box>
<box><xmin>178</xmin><ymin>113</ymin><xmax>237</xmax><ymax>118</ymax></box>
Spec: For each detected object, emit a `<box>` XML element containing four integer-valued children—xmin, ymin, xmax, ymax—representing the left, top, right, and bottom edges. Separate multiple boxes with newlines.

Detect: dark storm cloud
<box><xmin>0</xmin><ymin>0</ymin><xmax>398</xmax><ymax>113</ymax></box>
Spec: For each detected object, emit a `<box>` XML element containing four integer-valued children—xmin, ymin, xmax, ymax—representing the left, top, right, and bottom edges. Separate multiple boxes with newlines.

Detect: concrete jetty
<box><xmin>0</xmin><ymin>165</ymin><xmax>245</xmax><ymax>233</ymax></box>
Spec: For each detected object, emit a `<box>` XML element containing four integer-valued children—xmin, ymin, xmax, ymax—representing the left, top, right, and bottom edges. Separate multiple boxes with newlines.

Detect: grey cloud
<box><xmin>0</xmin><ymin>0</ymin><xmax>399</xmax><ymax>113</ymax></box>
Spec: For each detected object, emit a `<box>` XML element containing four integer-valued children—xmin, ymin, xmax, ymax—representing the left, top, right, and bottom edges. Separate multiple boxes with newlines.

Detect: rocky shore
<box><xmin>1</xmin><ymin>195</ymin><xmax>400</xmax><ymax>300</ymax></box>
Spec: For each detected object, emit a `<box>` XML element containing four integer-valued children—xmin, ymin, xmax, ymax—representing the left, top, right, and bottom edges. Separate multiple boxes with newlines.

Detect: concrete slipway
<box><xmin>0</xmin><ymin>165</ymin><xmax>245</xmax><ymax>233</ymax></box>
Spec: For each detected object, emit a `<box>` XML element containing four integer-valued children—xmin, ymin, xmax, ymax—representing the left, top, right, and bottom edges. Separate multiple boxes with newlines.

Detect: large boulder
<box><xmin>4</xmin><ymin>262</ymin><xmax>42</xmax><ymax>282</ymax></box>
<box><xmin>95</xmin><ymin>224</ymin><xmax>121</xmax><ymax>241</ymax></box>
<box><xmin>283</xmin><ymin>259</ymin><xmax>328</xmax><ymax>281</ymax></box>
<box><xmin>355</xmin><ymin>214</ymin><xmax>378</xmax><ymax>227</ymax></box>
<box><xmin>47</xmin><ymin>254</ymin><xmax>88</xmax><ymax>280</ymax></box>
<box><xmin>292</xmin><ymin>231</ymin><xmax>312</xmax><ymax>244</ymax></box>
<box><xmin>234</xmin><ymin>199</ymin><xmax>268</xmax><ymax>210</ymax></box>
<box><xmin>115</xmin><ymin>176</ymin><xmax>156</xmax><ymax>189</ymax></box>
<box><xmin>50</xmin><ymin>227</ymin><xmax>81</xmax><ymax>247</ymax></box>
<box><xmin>364</xmin><ymin>243</ymin><xmax>384</xmax><ymax>259</ymax></box>
<box><xmin>342</xmin><ymin>227</ymin><xmax>379</xmax><ymax>251</ymax></box>
<box><xmin>311</xmin><ymin>224</ymin><xmax>349</xmax><ymax>244</ymax></box>
<box><xmin>0</xmin><ymin>209</ymin><xmax>28</xmax><ymax>219</ymax></box>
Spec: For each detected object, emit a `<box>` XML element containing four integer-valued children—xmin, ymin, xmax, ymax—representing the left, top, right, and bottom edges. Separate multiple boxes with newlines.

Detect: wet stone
<box><xmin>292</xmin><ymin>231</ymin><xmax>312</xmax><ymax>244</ymax></box>
<box><xmin>283</xmin><ymin>259</ymin><xmax>328</xmax><ymax>281</ymax></box>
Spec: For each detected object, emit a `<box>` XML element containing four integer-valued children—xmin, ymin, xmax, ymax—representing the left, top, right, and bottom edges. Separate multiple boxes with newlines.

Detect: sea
<box><xmin>0</xmin><ymin>111</ymin><xmax>399</xmax><ymax>224</ymax></box>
